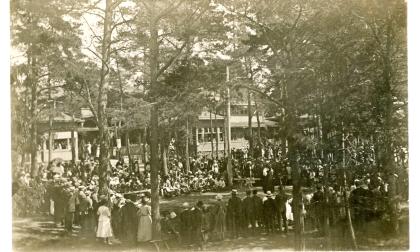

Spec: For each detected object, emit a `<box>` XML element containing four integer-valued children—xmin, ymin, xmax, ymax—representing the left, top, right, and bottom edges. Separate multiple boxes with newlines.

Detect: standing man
<box><xmin>64</xmin><ymin>185</ymin><xmax>79</xmax><ymax>233</ymax></box>
<box><xmin>262</xmin><ymin>166</ymin><xmax>269</xmax><ymax>193</ymax></box>
<box><xmin>263</xmin><ymin>191</ymin><xmax>277</xmax><ymax>233</ymax></box>
<box><xmin>312</xmin><ymin>185</ymin><xmax>325</xmax><ymax>235</ymax></box>
<box><xmin>227</xmin><ymin>189</ymin><xmax>242</xmax><ymax>239</ymax></box>
<box><xmin>179</xmin><ymin>202</ymin><xmax>192</xmax><ymax>245</ymax></box>
<box><xmin>190</xmin><ymin>201</ymin><xmax>204</xmax><ymax>250</ymax></box>
<box><xmin>275</xmin><ymin>186</ymin><xmax>288</xmax><ymax>233</ymax></box>
<box><xmin>252</xmin><ymin>189</ymin><xmax>264</xmax><ymax>229</ymax></box>
<box><xmin>242</xmin><ymin>190</ymin><xmax>255</xmax><ymax>235</ymax></box>
<box><xmin>266</xmin><ymin>162</ymin><xmax>275</xmax><ymax>193</ymax></box>
<box><xmin>212</xmin><ymin>194</ymin><xmax>226</xmax><ymax>241</ymax></box>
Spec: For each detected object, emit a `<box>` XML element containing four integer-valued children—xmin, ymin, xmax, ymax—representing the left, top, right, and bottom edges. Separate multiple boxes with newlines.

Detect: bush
<box><xmin>12</xmin><ymin>180</ymin><xmax>47</xmax><ymax>217</ymax></box>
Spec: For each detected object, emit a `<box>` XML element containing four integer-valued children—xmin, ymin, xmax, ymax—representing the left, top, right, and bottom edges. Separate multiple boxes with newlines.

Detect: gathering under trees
<box><xmin>11</xmin><ymin>0</ymin><xmax>407</xmax><ymax>251</ymax></box>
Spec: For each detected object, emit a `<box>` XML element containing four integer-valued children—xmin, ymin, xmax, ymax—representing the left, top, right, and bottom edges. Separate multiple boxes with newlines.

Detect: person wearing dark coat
<box><xmin>111</xmin><ymin>202</ymin><xmax>123</xmax><ymax>239</ymax></box>
<box><xmin>262</xmin><ymin>167</ymin><xmax>269</xmax><ymax>193</ymax></box>
<box><xmin>78</xmin><ymin>189</ymin><xmax>92</xmax><ymax>234</ymax></box>
<box><xmin>242</xmin><ymin>190</ymin><xmax>255</xmax><ymax>234</ymax></box>
<box><xmin>266</xmin><ymin>167</ymin><xmax>275</xmax><ymax>193</ymax></box>
<box><xmin>312</xmin><ymin>185</ymin><xmax>325</xmax><ymax>234</ymax></box>
<box><xmin>52</xmin><ymin>182</ymin><xmax>65</xmax><ymax>227</ymax></box>
<box><xmin>64</xmin><ymin>186</ymin><xmax>79</xmax><ymax>233</ymax></box>
<box><xmin>179</xmin><ymin>202</ymin><xmax>192</xmax><ymax>245</ymax></box>
<box><xmin>190</xmin><ymin>201</ymin><xmax>204</xmax><ymax>250</ymax></box>
<box><xmin>227</xmin><ymin>189</ymin><xmax>242</xmax><ymax>238</ymax></box>
<box><xmin>121</xmin><ymin>195</ymin><xmax>139</xmax><ymax>244</ymax></box>
<box><xmin>350</xmin><ymin>180</ymin><xmax>374</xmax><ymax>230</ymax></box>
<box><xmin>263</xmin><ymin>191</ymin><xmax>277</xmax><ymax>233</ymax></box>
<box><xmin>212</xmin><ymin>194</ymin><xmax>226</xmax><ymax>241</ymax></box>
<box><xmin>252</xmin><ymin>189</ymin><xmax>263</xmax><ymax>228</ymax></box>
<box><xmin>275</xmin><ymin>187</ymin><xmax>288</xmax><ymax>233</ymax></box>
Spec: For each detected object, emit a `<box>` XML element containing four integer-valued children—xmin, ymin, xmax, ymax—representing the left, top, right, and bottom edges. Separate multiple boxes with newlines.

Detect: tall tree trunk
<box><xmin>30</xmin><ymin>54</ymin><xmax>38</xmax><ymax>178</ymax></box>
<box><xmin>138</xmin><ymin>130</ymin><xmax>142</xmax><ymax>163</ymax></box>
<box><xmin>255</xmin><ymin>102</ymin><xmax>262</xmax><ymax>155</ymax></box>
<box><xmin>126</xmin><ymin>130</ymin><xmax>132</xmax><ymax>168</ymax></box>
<box><xmin>97</xmin><ymin>0</ymin><xmax>113</xmax><ymax>196</ymax></box>
<box><xmin>71</xmin><ymin>115</ymin><xmax>76</xmax><ymax>164</ymax></box>
<box><xmin>149</xmin><ymin>5</ymin><xmax>161</xmax><ymax>238</ymax></box>
<box><xmin>48</xmin><ymin>72</ymin><xmax>53</xmax><ymax>165</ymax></box>
<box><xmin>185</xmin><ymin>118</ymin><xmax>190</xmax><ymax>173</ymax></box>
<box><xmin>226</xmin><ymin>67</ymin><xmax>233</xmax><ymax>187</ymax></box>
<box><xmin>210</xmin><ymin>108</ymin><xmax>214</xmax><ymax>158</ymax></box>
<box><xmin>247</xmin><ymin>88</ymin><xmax>253</xmax><ymax>157</ymax></box>
<box><xmin>143</xmin><ymin>127</ymin><xmax>148</xmax><ymax>163</ymax></box>
<box><xmin>215</xmin><ymin>111</ymin><xmax>219</xmax><ymax>159</ymax></box>
<box><xmin>150</xmin><ymin>105</ymin><xmax>161</xmax><ymax>239</ymax></box>
<box><xmin>318</xmin><ymin>101</ymin><xmax>331</xmax><ymax>248</ymax></box>
<box><xmin>342</xmin><ymin>122</ymin><xmax>358</xmax><ymax>249</ymax></box>
<box><xmin>289</xmin><ymin>136</ymin><xmax>303</xmax><ymax>250</ymax></box>
<box><xmin>161</xmin><ymin>128</ymin><xmax>168</xmax><ymax>176</ymax></box>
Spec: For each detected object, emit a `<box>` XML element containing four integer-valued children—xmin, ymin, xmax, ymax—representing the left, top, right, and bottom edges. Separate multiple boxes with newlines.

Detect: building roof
<box><xmin>38</xmin><ymin>111</ymin><xmax>84</xmax><ymax>123</ymax></box>
<box><xmin>198</xmin><ymin>111</ymin><xmax>224</xmax><ymax>120</ymax></box>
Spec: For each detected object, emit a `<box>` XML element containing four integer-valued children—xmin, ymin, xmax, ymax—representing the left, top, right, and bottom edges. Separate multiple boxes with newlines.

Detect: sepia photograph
<box><xmin>9</xmin><ymin>0</ymin><xmax>412</xmax><ymax>251</ymax></box>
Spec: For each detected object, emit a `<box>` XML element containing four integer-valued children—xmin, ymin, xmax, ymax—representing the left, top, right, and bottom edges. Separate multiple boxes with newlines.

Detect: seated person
<box><xmin>163</xmin><ymin>179</ymin><xmax>175</xmax><ymax>197</ymax></box>
<box><xmin>172</xmin><ymin>180</ymin><xmax>181</xmax><ymax>195</ymax></box>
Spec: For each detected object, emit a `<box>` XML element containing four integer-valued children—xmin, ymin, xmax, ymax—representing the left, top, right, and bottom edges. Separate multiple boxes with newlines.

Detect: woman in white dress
<box><xmin>137</xmin><ymin>197</ymin><xmax>152</xmax><ymax>242</ymax></box>
<box><xmin>96</xmin><ymin>199</ymin><xmax>113</xmax><ymax>244</ymax></box>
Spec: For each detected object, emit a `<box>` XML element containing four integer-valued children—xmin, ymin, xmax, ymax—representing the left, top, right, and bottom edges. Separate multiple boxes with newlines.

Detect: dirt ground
<box><xmin>12</xmin><ymin>189</ymin><xmax>409</xmax><ymax>251</ymax></box>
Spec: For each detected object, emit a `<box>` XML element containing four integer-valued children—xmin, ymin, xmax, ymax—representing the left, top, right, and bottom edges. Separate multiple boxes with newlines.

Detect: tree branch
<box><xmin>156</xmin><ymin>41</ymin><xmax>188</xmax><ymax>78</ymax></box>
<box><xmin>82</xmin><ymin>79</ymin><xmax>99</xmax><ymax>124</ymax></box>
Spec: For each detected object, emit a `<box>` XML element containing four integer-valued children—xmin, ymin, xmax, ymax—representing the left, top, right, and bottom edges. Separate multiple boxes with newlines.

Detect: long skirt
<box><xmin>97</xmin><ymin>217</ymin><xmax>113</xmax><ymax>238</ymax></box>
<box><xmin>137</xmin><ymin>215</ymin><xmax>152</xmax><ymax>242</ymax></box>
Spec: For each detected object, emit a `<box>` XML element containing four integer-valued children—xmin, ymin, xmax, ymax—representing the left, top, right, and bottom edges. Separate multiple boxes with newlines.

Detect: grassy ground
<box><xmin>13</xmin><ymin>187</ymin><xmax>409</xmax><ymax>251</ymax></box>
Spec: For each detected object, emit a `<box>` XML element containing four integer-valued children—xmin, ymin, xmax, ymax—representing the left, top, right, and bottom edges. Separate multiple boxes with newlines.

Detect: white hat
<box><xmin>182</xmin><ymin>202</ymin><xmax>190</xmax><ymax>208</ymax></box>
<box><xmin>215</xmin><ymin>194</ymin><xmax>223</xmax><ymax>200</ymax></box>
<box><xmin>266</xmin><ymin>191</ymin><xmax>272</xmax><ymax>197</ymax></box>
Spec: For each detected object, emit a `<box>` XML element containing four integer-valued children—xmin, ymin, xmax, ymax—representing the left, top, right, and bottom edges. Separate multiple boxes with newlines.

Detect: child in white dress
<box><xmin>96</xmin><ymin>199</ymin><xmax>113</xmax><ymax>245</ymax></box>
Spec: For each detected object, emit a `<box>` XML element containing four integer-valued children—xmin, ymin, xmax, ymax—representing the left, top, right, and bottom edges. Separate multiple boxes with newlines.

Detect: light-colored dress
<box><xmin>96</xmin><ymin>205</ymin><xmax>113</xmax><ymax>238</ymax></box>
<box><xmin>137</xmin><ymin>204</ymin><xmax>152</xmax><ymax>242</ymax></box>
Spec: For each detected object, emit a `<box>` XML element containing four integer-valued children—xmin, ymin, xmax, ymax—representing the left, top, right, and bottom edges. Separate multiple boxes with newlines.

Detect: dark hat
<box><xmin>196</xmin><ymin>201</ymin><xmax>204</xmax><ymax>207</ymax></box>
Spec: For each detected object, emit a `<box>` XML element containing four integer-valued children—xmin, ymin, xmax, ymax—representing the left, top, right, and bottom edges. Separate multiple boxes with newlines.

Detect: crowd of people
<box><xmin>11</xmin><ymin>138</ymin><xmax>407</xmax><ymax>250</ymax></box>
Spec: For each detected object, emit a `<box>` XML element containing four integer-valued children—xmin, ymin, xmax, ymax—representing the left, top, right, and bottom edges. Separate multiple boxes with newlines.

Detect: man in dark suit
<box><xmin>64</xmin><ymin>185</ymin><xmax>79</xmax><ymax>233</ymax></box>
<box><xmin>121</xmin><ymin>194</ymin><xmax>139</xmax><ymax>244</ymax></box>
<box><xmin>242</xmin><ymin>190</ymin><xmax>254</xmax><ymax>235</ymax></box>
<box><xmin>275</xmin><ymin>186</ymin><xmax>288</xmax><ymax>233</ymax></box>
<box><xmin>350</xmin><ymin>180</ymin><xmax>373</xmax><ymax>230</ymax></box>
<box><xmin>252</xmin><ymin>189</ymin><xmax>263</xmax><ymax>229</ymax></box>
<box><xmin>179</xmin><ymin>202</ymin><xmax>192</xmax><ymax>245</ymax></box>
<box><xmin>263</xmin><ymin>191</ymin><xmax>277</xmax><ymax>233</ymax></box>
<box><xmin>190</xmin><ymin>201</ymin><xmax>204</xmax><ymax>250</ymax></box>
<box><xmin>312</xmin><ymin>185</ymin><xmax>325</xmax><ymax>235</ymax></box>
<box><xmin>227</xmin><ymin>189</ymin><xmax>242</xmax><ymax>238</ymax></box>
